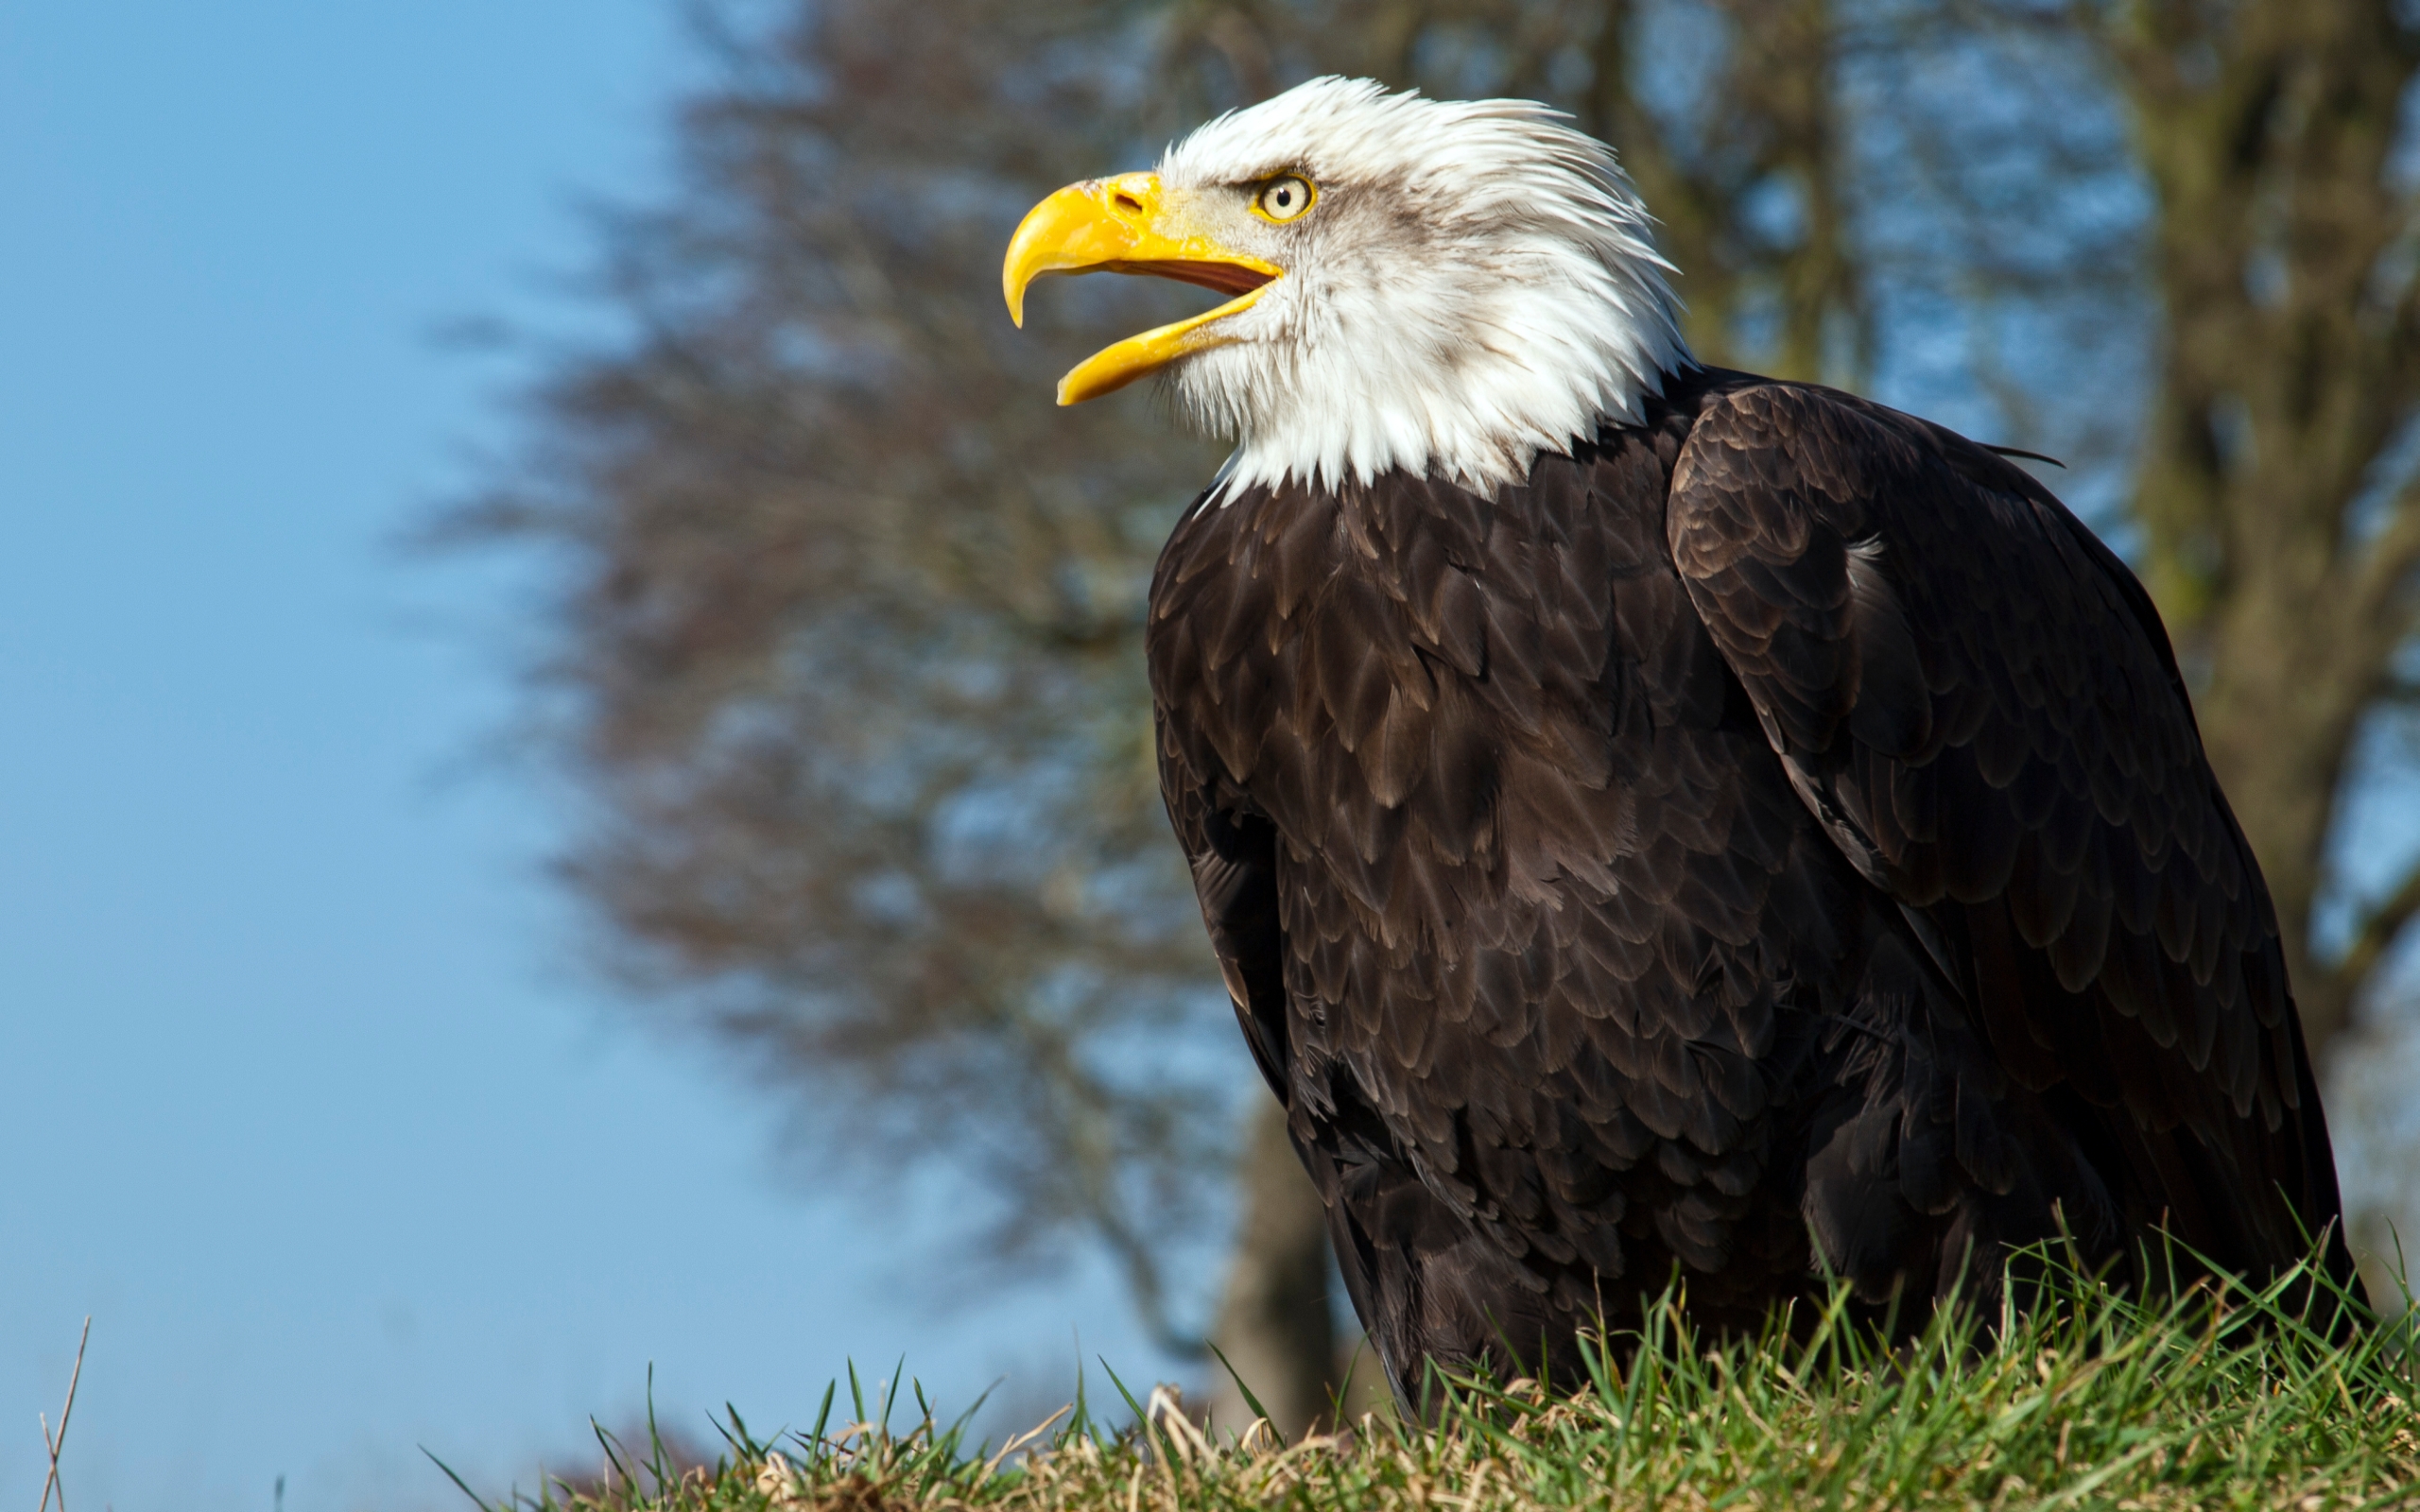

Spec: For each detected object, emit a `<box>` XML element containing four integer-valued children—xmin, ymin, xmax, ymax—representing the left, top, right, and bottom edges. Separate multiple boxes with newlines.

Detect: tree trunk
<box><xmin>1202</xmin><ymin>1097</ymin><xmax>1337</xmax><ymax>1440</ymax></box>
<box><xmin>2111</xmin><ymin>0</ymin><xmax>2420</xmax><ymax>1058</ymax></box>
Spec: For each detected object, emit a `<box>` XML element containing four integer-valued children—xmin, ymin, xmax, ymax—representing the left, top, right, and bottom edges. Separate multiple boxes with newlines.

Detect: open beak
<box><xmin>1003</xmin><ymin>172</ymin><xmax>1280</xmax><ymax>404</ymax></box>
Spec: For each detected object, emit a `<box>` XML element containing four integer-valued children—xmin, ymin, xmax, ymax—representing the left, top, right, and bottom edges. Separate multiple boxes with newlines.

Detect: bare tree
<box><xmin>2103</xmin><ymin>0</ymin><xmax>2420</xmax><ymax>1054</ymax></box>
<box><xmin>457</xmin><ymin>0</ymin><xmax>1237</xmax><ymax>1356</ymax></box>
<box><xmin>457</xmin><ymin>0</ymin><xmax>2420</xmax><ymax>1437</ymax></box>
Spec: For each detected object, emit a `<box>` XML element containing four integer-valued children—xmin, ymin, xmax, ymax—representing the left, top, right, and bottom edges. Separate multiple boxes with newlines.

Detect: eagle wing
<box><xmin>1164</xmin><ymin>782</ymin><xmax>1290</xmax><ymax>1104</ymax></box>
<box><xmin>1665</xmin><ymin>381</ymin><xmax>2348</xmax><ymax>1275</ymax></box>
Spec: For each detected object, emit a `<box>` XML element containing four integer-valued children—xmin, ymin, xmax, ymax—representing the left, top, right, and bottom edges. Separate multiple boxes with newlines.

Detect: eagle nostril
<box><xmin>1114</xmin><ymin>193</ymin><xmax>1144</xmax><ymax>214</ymax></box>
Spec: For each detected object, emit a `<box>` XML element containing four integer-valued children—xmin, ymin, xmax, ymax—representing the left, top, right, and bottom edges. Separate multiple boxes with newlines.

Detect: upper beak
<box><xmin>1003</xmin><ymin>172</ymin><xmax>1280</xmax><ymax>404</ymax></box>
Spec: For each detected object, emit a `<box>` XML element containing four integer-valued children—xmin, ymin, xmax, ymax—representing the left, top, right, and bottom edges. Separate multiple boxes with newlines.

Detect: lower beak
<box><xmin>1002</xmin><ymin>172</ymin><xmax>1280</xmax><ymax>404</ymax></box>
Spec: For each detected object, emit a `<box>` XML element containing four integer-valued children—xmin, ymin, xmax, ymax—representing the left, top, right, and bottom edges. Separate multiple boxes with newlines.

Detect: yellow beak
<box><xmin>1002</xmin><ymin>172</ymin><xmax>1281</xmax><ymax>405</ymax></box>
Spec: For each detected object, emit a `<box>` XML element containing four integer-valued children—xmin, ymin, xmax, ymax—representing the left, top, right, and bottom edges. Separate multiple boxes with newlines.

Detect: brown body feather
<box><xmin>1147</xmin><ymin>368</ymin><xmax>2355</xmax><ymax>1404</ymax></box>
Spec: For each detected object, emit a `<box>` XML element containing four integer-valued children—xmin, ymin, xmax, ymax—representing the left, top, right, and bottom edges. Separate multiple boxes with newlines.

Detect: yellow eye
<box><xmin>1254</xmin><ymin>174</ymin><xmax>1317</xmax><ymax>223</ymax></box>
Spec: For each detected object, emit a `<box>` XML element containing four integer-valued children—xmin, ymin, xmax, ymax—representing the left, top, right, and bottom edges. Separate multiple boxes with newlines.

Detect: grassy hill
<box><xmin>449</xmin><ymin>1248</ymin><xmax>2417</xmax><ymax>1512</ymax></box>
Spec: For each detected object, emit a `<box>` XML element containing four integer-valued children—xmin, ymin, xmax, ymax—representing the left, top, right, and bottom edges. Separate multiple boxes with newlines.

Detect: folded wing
<box><xmin>1666</xmin><ymin>382</ymin><xmax>2350</xmax><ymax>1279</ymax></box>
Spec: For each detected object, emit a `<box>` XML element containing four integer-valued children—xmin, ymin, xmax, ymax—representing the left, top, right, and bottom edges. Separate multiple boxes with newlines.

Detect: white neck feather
<box><xmin>1157</xmin><ymin>78</ymin><xmax>1694</xmax><ymax>499</ymax></box>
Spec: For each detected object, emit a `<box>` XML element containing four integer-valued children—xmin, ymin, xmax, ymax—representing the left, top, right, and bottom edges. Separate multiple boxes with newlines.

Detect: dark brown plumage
<box><xmin>1147</xmin><ymin>367</ymin><xmax>2357</xmax><ymax>1404</ymax></box>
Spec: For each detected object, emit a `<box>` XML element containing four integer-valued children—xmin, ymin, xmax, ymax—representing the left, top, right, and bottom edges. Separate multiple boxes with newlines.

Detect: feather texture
<box><xmin>1148</xmin><ymin>368</ymin><xmax>2357</xmax><ymax>1406</ymax></box>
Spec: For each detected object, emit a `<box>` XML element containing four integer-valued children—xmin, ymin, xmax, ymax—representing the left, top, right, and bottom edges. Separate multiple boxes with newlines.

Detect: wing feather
<box><xmin>1668</xmin><ymin>382</ymin><xmax>2351</xmax><ymax>1277</ymax></box>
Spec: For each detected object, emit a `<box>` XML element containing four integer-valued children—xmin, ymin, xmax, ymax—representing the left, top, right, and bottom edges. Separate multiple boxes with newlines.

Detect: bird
<box><xmin>1001</xmin><ymin>76</ymin><xmax>2360</xmax><ymax>1403</ymax></box>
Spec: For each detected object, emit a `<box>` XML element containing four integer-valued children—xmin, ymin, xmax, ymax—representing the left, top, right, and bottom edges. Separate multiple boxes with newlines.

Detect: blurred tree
<box><xmin>453</xmin><ymin>0</ymin><xmax>1237</xmax><ymax>1360</ymax></box>
<box><xmin>2103</xmin><ymin>0</ymin><xmax>2420</xmax><ymax>1055</ymax></box>
<box><xmin>456</xmin><ymin>0</ymin><xmax>2420</xmax><ymax>1437</ymax></box>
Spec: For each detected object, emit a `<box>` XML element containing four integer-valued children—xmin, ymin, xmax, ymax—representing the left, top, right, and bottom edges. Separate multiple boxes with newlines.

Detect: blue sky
<box><xmin>0</xmin><ymin>6</ymin><xmax>1169</xmax><ymax>1508</ymax></box>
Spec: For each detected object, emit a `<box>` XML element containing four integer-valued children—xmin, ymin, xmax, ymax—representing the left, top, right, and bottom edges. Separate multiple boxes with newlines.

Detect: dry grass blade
<box><xmin>34</xmin><ymin>1317</ymin><xmax>89</xmax><ymax>1512</ymax></box>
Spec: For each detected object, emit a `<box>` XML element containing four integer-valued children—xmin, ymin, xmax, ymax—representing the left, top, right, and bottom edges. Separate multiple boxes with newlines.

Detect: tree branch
<box><xmin>2333</xmin><ymin>859</ymin><xmax>2420</xmax><ymax>1001</ymax></box>
<box><xmin>1015</xmin><ymin>998</ymin><xmax>1212</xmax><ymax>1361</ymax></box>
<box><xmin>2349</xmin><ymin>479</ymin><xmax>2420</xmax><ymax>631</ymax></box>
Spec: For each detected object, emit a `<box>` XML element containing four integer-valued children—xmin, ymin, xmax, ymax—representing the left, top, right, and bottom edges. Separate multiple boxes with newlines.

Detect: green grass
<box><xmin>445</xmin><ymin>1244</ymin><xmax>2420</xmax><ymax>1512</ymax></box>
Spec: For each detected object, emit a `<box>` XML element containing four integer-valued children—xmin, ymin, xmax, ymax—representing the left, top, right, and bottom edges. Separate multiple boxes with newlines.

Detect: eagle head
<box><xmin>1004</xmin><ymin>76</ymin><xmax>1691</xmax><ymax>496</ymax></box>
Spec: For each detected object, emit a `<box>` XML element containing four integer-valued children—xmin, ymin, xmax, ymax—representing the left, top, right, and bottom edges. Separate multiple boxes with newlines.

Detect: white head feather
<box><xmin>1155</xmin><ymin>77</ymin><xmax>1692</xmax><ymax>497</ymax></box>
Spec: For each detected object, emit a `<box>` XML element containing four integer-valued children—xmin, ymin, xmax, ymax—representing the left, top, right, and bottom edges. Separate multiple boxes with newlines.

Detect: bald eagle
<box><xmin>1004</xmin><ymin>77</ymin><xmax>2359</xmax><ymax>1399</ymax></box>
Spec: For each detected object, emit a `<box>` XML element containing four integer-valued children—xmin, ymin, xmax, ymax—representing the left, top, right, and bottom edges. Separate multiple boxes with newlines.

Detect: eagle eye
<box><xmin>1253</xmin><ymin>174</ymin><xmax>1317</xmax><ymax>224</ymax></box>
